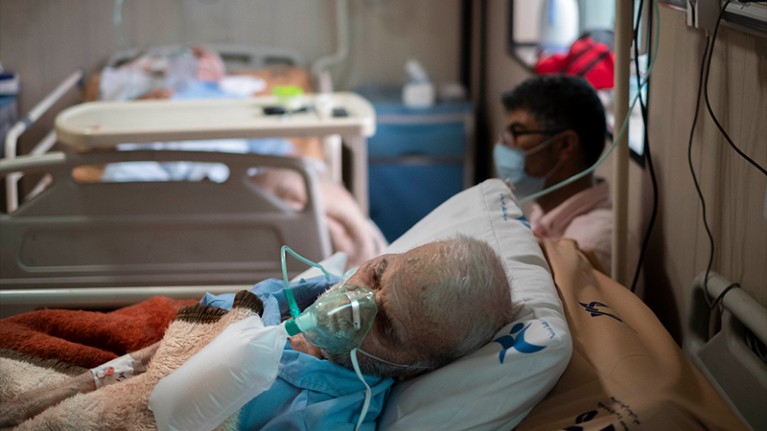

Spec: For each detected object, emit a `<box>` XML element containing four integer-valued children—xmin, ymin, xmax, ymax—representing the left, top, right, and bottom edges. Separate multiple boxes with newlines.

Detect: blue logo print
<box><xmin>578</xmin><ymin>301</ymin><xmax>623</xmax><ymax>322</ymax></box>
<box><xmin>499</xmin><ymin>192</ymin><xmax>530</xmax><ymax>227</ymax></box>
<box><xmin>493</xmin><ymin>322</ymin><xmax>546</xmax><ymax>363</ymax></box>
<box><xmin>516</xmin><ymin>215</ymin><xmax>530</xmax><ymax>228</ymax></box>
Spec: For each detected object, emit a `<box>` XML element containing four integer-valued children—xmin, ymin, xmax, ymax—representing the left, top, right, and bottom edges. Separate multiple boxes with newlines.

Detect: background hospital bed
<box><xmin>2</xmin><ymin>44</ymin><xmax>384</xmax><ymax>306</ymax></box>
<box><xmin>5</xmin><ymin>43</ymin><xmax>370</xmax><ymax>212</ymax></box>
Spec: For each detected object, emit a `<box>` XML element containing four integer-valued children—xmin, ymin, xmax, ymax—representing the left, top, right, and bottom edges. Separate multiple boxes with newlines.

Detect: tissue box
<box><xmin>402</xmin><ymin>81</ymin><xmax>435</xmax><ymax>108</ymax></box>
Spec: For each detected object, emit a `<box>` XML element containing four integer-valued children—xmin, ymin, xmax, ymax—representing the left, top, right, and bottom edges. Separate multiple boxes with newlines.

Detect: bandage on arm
<box><xmin>0</xmin><ymin>342</ymin><xmax>159</xmax><ymax>428</ymax></box>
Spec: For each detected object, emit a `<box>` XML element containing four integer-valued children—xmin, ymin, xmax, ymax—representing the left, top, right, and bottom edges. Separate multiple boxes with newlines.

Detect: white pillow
<box><xmin>378</xmin><ymin>179</ymin><xmax>572</xmax><ymax>431</ymax></box>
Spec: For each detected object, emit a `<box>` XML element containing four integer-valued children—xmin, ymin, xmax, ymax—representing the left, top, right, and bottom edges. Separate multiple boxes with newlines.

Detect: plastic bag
<box><xmin>149</xmin><ymin>316</ymin><xmax>288</xmax><ymax>431</ymax></box>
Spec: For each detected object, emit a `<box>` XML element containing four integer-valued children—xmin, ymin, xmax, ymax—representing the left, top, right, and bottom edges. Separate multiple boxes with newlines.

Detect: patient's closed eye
<box><xmin>373</xmin><ymin>258</ymin><xmax>389</xmax><ymax>286</ymax></box>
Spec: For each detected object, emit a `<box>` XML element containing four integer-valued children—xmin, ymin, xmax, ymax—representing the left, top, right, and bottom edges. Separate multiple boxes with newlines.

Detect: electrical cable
<box><xmin>690</xmin><ymin>0</ymin><xmax>765</xmax><ymax>308</ymax></box>
<box><xmin>709</xmin><ymin>282</ymin><xmax>740</xmax><ymax>310</ymax></box>
<box><xmin>703</xmin><ymin>0</ymin><xmax>767</xmax><ymax>177</ymax></box>
<box><xmin>687</xmin><ymin>35</ymin><xmax>718</xmax><ymax>308</ymax></box>
<box><xmin>629</xmin><ymin>0</ymin><xmax>659</xmax><ymax>294</ymax></box>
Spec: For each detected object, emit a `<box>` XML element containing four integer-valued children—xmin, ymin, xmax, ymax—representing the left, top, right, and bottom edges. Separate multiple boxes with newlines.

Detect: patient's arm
<box><xmin>0</xmin><ymin>342</ymin><xmax>159</xmax><ymax>428</ymax></box>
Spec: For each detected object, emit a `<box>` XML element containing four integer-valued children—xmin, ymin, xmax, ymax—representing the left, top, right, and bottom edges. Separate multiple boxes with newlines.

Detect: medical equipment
<box><xmin>279</xmin><ymin>245</ymin><xmax>412</xmax><ymax>369</ymax></box>
<box><xmin>275</xmin><ymin>244</ymin><xmax>377</xmax><ymax>431</ymax></box>
<box><xmin>285</xmin><ymin>284</ymin><xmax>377</xmax><ymax>354</ymax></box>
<box><xmin>280</xmin><ymin>245</ymin><xmax>377</xmax><ymax>354</ymax></box>
<box><xmin>286</xmin><ymin>284</ymin><xmax>378</xmax><ymax>430</ymax></box>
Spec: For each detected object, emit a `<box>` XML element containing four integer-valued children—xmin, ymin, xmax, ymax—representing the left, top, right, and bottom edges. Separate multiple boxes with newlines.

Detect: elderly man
<box><xmin>1</xmin><ymin>236</ymin><xmax>513</xmax><ymax>430</ymax></box>
<box><xmin>232</xmin><ymin>235</ymin><xmax>513</xmax><ymax>429</ymax></box>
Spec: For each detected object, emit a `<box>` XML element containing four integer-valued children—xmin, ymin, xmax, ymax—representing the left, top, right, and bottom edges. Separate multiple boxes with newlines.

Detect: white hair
<box><xmin>419</xmin><ymin>235</ymin><xmax>513</xmax><ymax>369</ymax></box>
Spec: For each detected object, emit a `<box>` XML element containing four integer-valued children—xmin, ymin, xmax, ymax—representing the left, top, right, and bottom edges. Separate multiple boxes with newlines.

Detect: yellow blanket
<box><xmin>516</xmin><ymin>238</ymin><xmax>748</xmax><ymax>431</ymax></box>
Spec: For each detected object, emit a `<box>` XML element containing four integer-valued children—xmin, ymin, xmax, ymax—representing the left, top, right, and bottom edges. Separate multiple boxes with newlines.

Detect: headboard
<box><xmin>0</xmin><ymin>150</ymin><xmax>331</xmax><ymax>315</ymax></box>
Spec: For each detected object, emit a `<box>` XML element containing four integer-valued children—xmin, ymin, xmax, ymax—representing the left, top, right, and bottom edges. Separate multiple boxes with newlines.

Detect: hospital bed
<box><xmin>0</xmin><ymin>177</ymin><xmax>757</xmax><ymax>430</ymax></box>
<box><xmin>0</xmin><ymin>86</ymin><xmax>377</xmax><ymax>307</ymax></box>
<box><xmin>3</xmin><ymin>44</ymin><xmax>386</xmax><ymax>302</ymax></box>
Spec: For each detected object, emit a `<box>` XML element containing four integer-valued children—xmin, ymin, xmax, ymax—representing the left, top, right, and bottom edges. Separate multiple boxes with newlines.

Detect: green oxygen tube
<box><xmin>280</xmin><ymin>245</ymin><xmax>335</xmax><ymax>318</ymax></box>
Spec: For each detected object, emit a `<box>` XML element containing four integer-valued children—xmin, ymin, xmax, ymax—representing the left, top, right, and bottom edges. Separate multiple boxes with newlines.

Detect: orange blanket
<box><xmin>516</xmin><ymin>239</ymin><xmax>748</xmax><ymax>430</ymax></box>
<box><xmin>0</xmin><ymin>297</ymin><xmax>197</xmax><ymax>369</ymax></box>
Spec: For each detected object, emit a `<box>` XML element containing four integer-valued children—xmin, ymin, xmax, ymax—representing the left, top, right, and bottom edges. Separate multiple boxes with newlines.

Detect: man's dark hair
<box><xmin>501</xmin><ymin>75</ymin><xmax>606</xmax><ymax>167</ymax></box>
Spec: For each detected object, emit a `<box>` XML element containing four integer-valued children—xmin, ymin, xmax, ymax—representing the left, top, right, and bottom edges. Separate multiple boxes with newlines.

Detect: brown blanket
<box><xmin>516</xmin><ymin>239</ymin><xmax>748</xmax><ymax>430</ymax></box>
<box><xmin>0</xmin><ymin>293</ymin><xmax>262</xmax><ymax>430</ymax></box>
<box><xmin>0</xmin><ymin>296</ymin><xmax>197</xmax><ymax>369</ymax></box>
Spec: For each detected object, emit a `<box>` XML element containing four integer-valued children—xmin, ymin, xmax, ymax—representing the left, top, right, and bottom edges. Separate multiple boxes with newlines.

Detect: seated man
<box><xmin>0</xmin><ymin>236</ymin><xmax>513</xmax><ymax>430</ymax></box>
<box><xmin>494</xmin><ymin>74</ymin><xmax>613</xmax><ymax>273</ymax></box>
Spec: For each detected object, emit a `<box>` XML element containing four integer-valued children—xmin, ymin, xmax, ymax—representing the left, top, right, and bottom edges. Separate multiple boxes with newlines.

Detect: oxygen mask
<box><xmin>279</xmin><ymin>245</ymin><xmax>380</xmax><ymax>431</ymax></box>
<box><xmin>284</xmin><ymin>284</ymin><xmax>378</xmax><ymax>354</ymax></box>
<box><xmin>280</xmin><ymin>245</ymin><xmax>377</xmax><ymax>354</ymax></box>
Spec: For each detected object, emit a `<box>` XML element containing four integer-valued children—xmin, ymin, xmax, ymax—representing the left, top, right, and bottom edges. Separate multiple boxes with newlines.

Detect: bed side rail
<box><xmin>4</xmin><ymin>70</ymin><xmax>84</xmax><ymax>212</ymax></box>
<box><xmin>686</xmin><ymin>272</ymin><xmax>767</xmax><ymax>431</ymax></box>
<box><xmin>0</xmin><ymin>150</ymin><xmax>331</xmax><ymax>295</ymax></box>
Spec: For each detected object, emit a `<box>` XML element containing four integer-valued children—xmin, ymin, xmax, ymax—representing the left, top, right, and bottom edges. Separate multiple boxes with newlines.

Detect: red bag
<box><xmin>534</xmin><ymin>36</ymin><xmax>615</xmax><ymax>89</ymax></box>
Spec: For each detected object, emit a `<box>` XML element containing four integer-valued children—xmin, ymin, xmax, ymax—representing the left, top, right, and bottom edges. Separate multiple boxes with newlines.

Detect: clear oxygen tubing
<box><xmin>278</xmin><ymin>247</ymin><xmax>372</xmax><ymax>431</ymax></box>
<box><xmin>356</xmin><ymin>348</ymin><xmax>431</xmax><ymax>370</ymax></box>
<box><xmin>280</xmin><ymin>245</ymin><xmax>335</xmax><ymax>318</ymax></box>
<box><xmin>517</xmin><ymin>0</ymin><xmax>661</xmax><ymax>207</ymax></box>
<box><xmin>350</xmin><ymin>348</ymin><xmax>371</xmax><ymax>431</ymax></box>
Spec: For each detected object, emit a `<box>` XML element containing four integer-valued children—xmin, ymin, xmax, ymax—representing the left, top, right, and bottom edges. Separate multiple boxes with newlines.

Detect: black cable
<box><xmin>703</xmin><ymin>0</ymin><xmax>767</xmax><ymax>177</ymax></box>
<box><xmin>709</xmin><ymin>281</ymin><xmax>740</xmax><ymax>310</ymax></box>
<box><xmin>688</xmin><ymin>35</ymin><xmax>718</xmax><ymax>308</ymax></box>
<box><xmin>629</xmin><ymin>0</ymin><xmax>659</xmax><ymax>294</ymax></box>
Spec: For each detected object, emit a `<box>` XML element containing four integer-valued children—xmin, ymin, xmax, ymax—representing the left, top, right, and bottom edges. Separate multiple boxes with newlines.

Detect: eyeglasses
<box><xmin>498</xmin><ymin>126</ymin><xmax>563</xmax><ymax>148</ymax></box>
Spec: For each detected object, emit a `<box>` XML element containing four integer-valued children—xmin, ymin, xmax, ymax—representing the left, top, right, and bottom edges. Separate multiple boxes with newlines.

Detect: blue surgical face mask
<box><xmin>493</xmin><ymin>136</ymin><xmax>559</xmax><ymax>199</ymax></box>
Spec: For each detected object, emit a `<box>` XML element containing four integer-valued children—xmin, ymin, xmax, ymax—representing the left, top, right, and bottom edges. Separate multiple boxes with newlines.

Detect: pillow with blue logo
<box><xmin>377</xmin><ymin>179</ymin><xmax>572</xmax><ymax>431</ymax></box>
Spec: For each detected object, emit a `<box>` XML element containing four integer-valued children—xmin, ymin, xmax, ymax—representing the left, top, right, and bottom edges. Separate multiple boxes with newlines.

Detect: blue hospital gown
<box><xmin>200</xmin><ymin>275</ymin><xmax>394</xmax><ymax>431</ymax></box>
